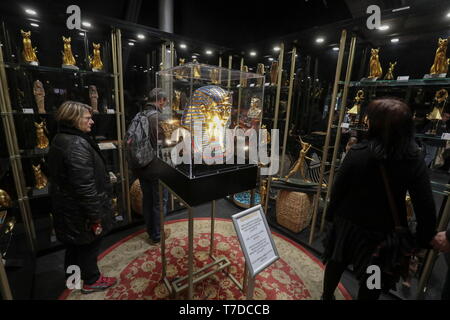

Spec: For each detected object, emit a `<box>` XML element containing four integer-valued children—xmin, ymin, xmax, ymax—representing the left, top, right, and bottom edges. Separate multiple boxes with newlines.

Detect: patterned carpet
<box><xmin>59</xmin><ymin>218</ymin><xmax>351</xmax><ymax>300</ymax></box>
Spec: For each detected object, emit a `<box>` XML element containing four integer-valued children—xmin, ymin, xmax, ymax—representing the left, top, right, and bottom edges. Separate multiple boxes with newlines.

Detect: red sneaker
<box><xmin>81</xmin><ymin>275</ymin><xmax>117</xmax><ymax>294</ymax></box>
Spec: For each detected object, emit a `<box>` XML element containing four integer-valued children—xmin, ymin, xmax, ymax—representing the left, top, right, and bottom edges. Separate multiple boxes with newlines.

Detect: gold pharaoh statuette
<box><xmin>35</xmin><ymin>121</ymin><xmax>49</xmax><ymax>149</ymax></box>
<box><xmin>21</xmin><ymin>30</ymin><xmax>39</xmax><ymax>64</ymax></box>
<box><xmin>259</xmin><ymin>179</ymin><xmax>268</xmax><ymax>207</ymax></box>
<box><xmin>368</xmin><ymin>48</ymin><xmax>382</xmax><ymax>79</ymax></box>
<box><xmin>347</xmin><ymin>90</ymin><xmax>365</xmax><ymax>115</ymax></box>
<box><xmin>89</xmin><ymin>43</ymin><xmax>103</xmax><ymax>71</ymax></box>
<box><xmin>270</xmin><ymin>61</ymin><xmax>279</xmax><ymax>85</ymax></box>
<box><xmin>256</xmin><ymin>63</ymin><xmax>265</xmax><ymax>86</ymax></box>
<box><xmin>285</xmin><ymin>137</ymin><xmax>314</xmax><ymax>181</ymax></box>
<box><xmin>0</xmin><ymin>189</ymin><xmax>12</xmax><ymax>208</ymax></box>
<box><xmin>32</xmin><ymin>164</ymin><xmax>48</xmax><ymax>190</ymax></box>
<box><xmin>384</xmin><ymin>61</ymin><xmax>397</xmax><ymax>80</ymax></box>
<box><xmin>430</xmin><ymin>38</ymin><xmax>449</xmax><ymax>75</ymax></box>
<box><xmin>192</xmin><ymin>59</ymin><xmax>201</xmax><ymax>78</ymax></box>
<box><xmin>62</xmin><ymin>36</ymin><xmax>76</xmax><ymax>66</ymax></box>
<box><xmin>33</xmin><ymin>80</ymin><xmax>45</xmax><ymax>114</ymax></box>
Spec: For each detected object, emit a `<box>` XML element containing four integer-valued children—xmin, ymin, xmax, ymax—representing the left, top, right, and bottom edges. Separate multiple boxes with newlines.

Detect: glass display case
<box><xmin>156</xmin><ymin>63</ymin><xmax>264</xmax><ymax>179</ymax></box>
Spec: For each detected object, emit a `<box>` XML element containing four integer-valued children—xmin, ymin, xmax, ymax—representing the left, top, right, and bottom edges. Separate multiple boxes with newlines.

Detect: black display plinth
<box><xmin>159</xmin><ymin>159</ymin><xmax>258</xmax><ymax>207</ymax></box>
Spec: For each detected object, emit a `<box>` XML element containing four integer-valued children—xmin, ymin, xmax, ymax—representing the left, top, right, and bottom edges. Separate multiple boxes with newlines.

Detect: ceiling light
<box><xmin>391</xmin><ymin>38</ymin><xmax>399</xmax><ymax>43</ymax></box>
<box><xmin>137</xmin><ymin>34</ymin><xmax>145</xmax><ymax>39</ymax></box>
<box><xmin>167</xmin><ymin>50</ymin><xmax>171</xmax><ymax>53</ymax></box>
<box><xmin>273</xmin><ymin>46</ymin><xmax>281</xmax><ymax>52</ymax></box>
<box><xmin>128</xmin><ymin>42</ymin><xmax>135</xmax><ymax>46</ymax></box>
<box><xmin>180</xmin><ymin>44</ymin><xmax>187</xmax><ymax>49</ymax></box>
<box><xmin>378</xmin><ymin>25</ymin><xmax>390</xmax><ymax>31</ymax></box>
<box><xmin>79</xmin><ymin>32</ymin><xmax>85</xmax><ymax>36</ymax></box>
<box><xmin>192</xmin><ymin>55</ymin><xmax>197</xmax><ymax>59</ymax></box>
<box><xmin>392</xmin><ymin>6</ymin><xmax>410</xmax><ymax>12</ymax></box>
<box><xmin>268</xmin><ymin>57</ymin><xmax>274</xmax><ymax>61</ymax></box>
<box><xmin>332</xmin><ymin>47</ymin><xmax>339</xmax><ymax>51</ymax></box>
<box><xmin>250</xmin><ymin>51</ymin><xmax>257</xmax><ymax>56</ymax></box>
<box><xmin>82</xmin><ymin>21</ymin><xmax>92</xmax><ymax>28</ymax></box>
<box><xmin>447</xmin><ymin>12</ymin><xmax>450</xmax><ymax>17</ymax></box>
<box><xmin>316</xmin><ymin>37</ymin><xmax>325</xmax><ymax>43</ymax></box>
<box><xmin>30</xmin><ymin>23</ymin><xmax>39</xmax><ymax>27</ymax></box>
<box><xmin>206</xmin><ymin>50</ymin><xmax>212</xmax><ymax>55</ymax></box>
<box><xmin>25</xmin><ymin>9</ymin><xmax>37</xmax><ymax>15</ymax></box>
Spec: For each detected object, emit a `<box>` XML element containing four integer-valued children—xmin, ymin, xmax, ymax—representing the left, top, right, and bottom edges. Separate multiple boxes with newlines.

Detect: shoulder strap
<box><xmin>378</xmin><ymin>163</ymin><xmax>402</xmax><ymax>229</ymax></box>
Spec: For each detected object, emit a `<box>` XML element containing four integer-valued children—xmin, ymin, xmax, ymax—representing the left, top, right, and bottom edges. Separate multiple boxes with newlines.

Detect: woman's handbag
<box><xmin>370</xmin><ymin>164</ymin><xmax>417</xmax><ymax>282</ymax></box>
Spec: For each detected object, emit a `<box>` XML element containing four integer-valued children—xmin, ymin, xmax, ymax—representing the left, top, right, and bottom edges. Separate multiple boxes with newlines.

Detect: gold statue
<box><xmin>35</xmin><ymin>121</ymin><xmax>49</xmax><ymax>149</ymax></box>
<box><xmin>285</xmin><ymin>138</ymin><xmax>314</xmax><ymax>181</ymax></box>
<box><xmin>384</xmin><ymin>61</ymin><xmax>397</xmax><ymax>80</ymax></box>
<box><xmin>247</xmin><ymin>97</ymin><xmax>262</xmax><ymax>129</ymax></box>
<box><xmin>259</xmin><ymin>179</ymin><xmax>268</xmax><ymax>207</ymax></box>
<box><xmin>368</xmin><ymin>48</ymin><xmax>382</xmax><ymax>79</ymax></box>
<box><xmin>192</xmin><ymin>59</ymin><xmax>201</xmax><ymax>79</ymax></box>
<box><xmin>241</xmin><ymin>65</ymin><xmax>249</xmax><ymax>87</ymax></box>
<box><xmin>256</xmin><ymin>63</ymin><xmax>265</xmax><ymax>86</ymax></box>
<box><xmin>21</xmin><ymin>30</ymin><xmax>38</xmax><ymax>65</ymax></box>
<box><xmin>347</xmin><ymin>90</ymin><xmax>365</xmax><ymax>115</ymax></box>
<box><xmin>173</xmin><ymin>90</ymin><xmax>181</xmax><ymax>111</ymax></box>
<box><xmin>89</xmin><ymin>85</ymin><xmax>99</xmax><ymax>113</ymax></box>
<box><xmin>89</xmin><ymin>43</ymin><xmax>103</xmax><ymax>71</ymax></box>
<box><xmin>62</xmin><ymin>36</ymin><xmax>76</xmax><ymax>67</ymax></box>
<box><xmin>270</xmin><ymin>61</ymin><xmax>279</xmax><ymax>85</ymax></box>
<box><xmin>0</xmin><ymin>189</ymin><xmax>12</xmax><ymax>208</ymax></box>
<box><xmin>210</xmin><ymin>68</ymin><xmax>220</xmax><ymax>84</ymax></box>
<box><xmin>427</xmin><ymin>89</ymin><xmax>449</xmax><ymax>121</ymax></box>
<box><xmin>33</xmin><ymin>80</ymin><xmax>45</xmax><ymax>114</ymax></box>
<box><xmin>430</xmin><ymin>38</ymin><xmax>449</xmax><ymax>75</ymax></box>
<box><xmin>4</xmin><ymin>217</ymin><xmax>16</xmax><ymax>234</ymax></box>
<box><xmin>32</xmin><ymin>164</ymin><xmax>48</xmax><ymax>189</ymax></box>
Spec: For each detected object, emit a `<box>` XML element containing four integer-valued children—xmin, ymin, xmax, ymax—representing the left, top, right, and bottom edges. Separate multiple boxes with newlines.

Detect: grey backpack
<box><xmin>125</xmin><ymin>109</ymin><xmax>157</xmax><ymax>169</ymax></box>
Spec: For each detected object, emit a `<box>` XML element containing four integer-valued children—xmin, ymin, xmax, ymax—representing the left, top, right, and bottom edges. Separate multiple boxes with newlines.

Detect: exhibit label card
<box><xmin>232</xmin><ymin>205</ymin><xmax>279</xmax><ymax>277</ymax></box>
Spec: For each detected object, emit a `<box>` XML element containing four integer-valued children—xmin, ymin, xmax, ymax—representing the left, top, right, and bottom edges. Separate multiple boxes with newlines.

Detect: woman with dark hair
<box><xmin>48</xmin><ymin>101</ymin><xmax>117</xmax><ymax>294</ymax></box>
<box><xmin>322</xmin><ymin>98</ymin><xmax>437</xmax><ymax>300</ymax></box>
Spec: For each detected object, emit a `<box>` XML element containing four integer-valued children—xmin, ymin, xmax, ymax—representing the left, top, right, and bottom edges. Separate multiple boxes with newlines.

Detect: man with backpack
<box><xmin>127</xmin><ymin>88</ymin><xmax>169</xmax><ymax>244</ymax></box>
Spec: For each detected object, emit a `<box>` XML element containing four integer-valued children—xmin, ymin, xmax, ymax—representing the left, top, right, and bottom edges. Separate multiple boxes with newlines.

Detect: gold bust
<box><xmin>0</xmin><ymin>189</ymin><xmax>12</xmax><ymax>208</ymax></box>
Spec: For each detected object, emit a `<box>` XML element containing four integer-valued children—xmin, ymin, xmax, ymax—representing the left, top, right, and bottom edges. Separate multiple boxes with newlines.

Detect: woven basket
<box><xmin>276</xmin><ymin>191</ymin><xmax>313</xmax><ymax>233</ymax></box>
<box><xmin>129</xmin><ymin>179</ymin><xmax>143</xmax><ymax>215</ymax></box>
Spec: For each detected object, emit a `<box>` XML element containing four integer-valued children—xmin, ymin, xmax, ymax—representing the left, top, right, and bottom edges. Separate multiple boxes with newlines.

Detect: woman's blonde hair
<box><xmin>55</xmin><ymin>101</ymin><xmax>92</xmax><ymax>129</ymax></box>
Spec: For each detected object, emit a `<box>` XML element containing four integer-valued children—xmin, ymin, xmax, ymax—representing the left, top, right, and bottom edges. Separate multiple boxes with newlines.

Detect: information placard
<box><xmin>232</xmin><ymin>205</ymin><xmax>279</xmax><ymax>277</ymax></box>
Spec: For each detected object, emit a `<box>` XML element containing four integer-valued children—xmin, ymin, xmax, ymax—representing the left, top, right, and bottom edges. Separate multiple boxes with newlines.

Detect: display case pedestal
<box><xmin>158</xmin><ymin>160</ymin><xmax>257</xmax><ymax>299</ymax></box>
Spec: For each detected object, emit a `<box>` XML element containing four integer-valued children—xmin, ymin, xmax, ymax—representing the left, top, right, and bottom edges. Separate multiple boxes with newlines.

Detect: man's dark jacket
<box><xmin>48</xmin><ymin>126</ymin><xmax>113</xmax><ymax>245</ymax></box>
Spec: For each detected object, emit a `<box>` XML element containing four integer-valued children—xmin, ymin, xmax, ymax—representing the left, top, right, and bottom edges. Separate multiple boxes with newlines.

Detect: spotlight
<box><xmin>25</xmin><ymin>9</ymin><xmax>37</xmax><ymax>15</ymax></box>
<box><xmin>391</xmin><ymin>38</ymin><xmax>399</xmax><ymax>43</ymax></box>
<box><xmin>82</xmin><ymin>21</ymin><xmax>92</xmax><ymax>28</ymax></box>
<box><xmin>30</xmin><ymin>23</ymin><xmax>39</xmax><ymax>27</ymax></box>
<box><xmin>447</xmin><ymin>12</ymin><xmax>450</xmax><ymax>17</ymax></box>
<box><xmin>180</xmin><ymin>44</ymin><xmax>187</xmax><ymax>49</ymax></box>
<box><xmin>378</xmin><ymin>25</ymin><xmax>390</xmax><ymax>31</ymax></box>
<box><xmin>206</xmin><ymin>50</ymin><xmax>213</xmax><ymax>55</ymax></box>
<box><xmin>137</xmin><ymin>34</ymin><xmax>145</xmax><ymax>39</ymax></box>
<box><xmin>268</xmin><ymin>57</ymin><xmax>274</xmax><ymax>61</ymax></box>
<box><xmin>273</xmin><ymin>46</ymin><xmax>281</xmax><ymax>51</ymax></box>
<box><xmin>192</xmin><ymin>55</ymin><xmax>197</xmax><ymax>59</ymax></box>
<box><xmin>250</xmin><ymin>51</ymin><xmax>257</xmax><ymax>56</ymax></box>
<box><xmin>316</xmin><ymin>37</ymin><xmax>325</xmax><ymax>43</ymax></box>
<box><xmin>79</xmin><ymin>32</ymin><xmax>85</xmax><ymax>36</ymax></box>
<box><xmin>128</xmin><ymin>42</ymin><xmax>135</xmax><ymax>46</ymax></box>
<box><xmin>332</xmin><ymin>47</ymin><xmax>339</xmax><ymax>51</ymax></box>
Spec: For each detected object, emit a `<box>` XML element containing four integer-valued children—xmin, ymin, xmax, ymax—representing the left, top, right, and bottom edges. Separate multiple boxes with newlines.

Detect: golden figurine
<box><xmin>430</xmin><ymin>38</ymin><xmax>449</xmax><ymax>75</ymax></box>
<box><xmin>270</xmin><ymin>61</ymin><xmax>279</xmax><ymax>85</ymax></box>
<box><xmin>368</xmin><ymin>48</ymin><xmax>382</xmax><ymax>79</ymax></box>
<box><xmin>256</xmin><ymin>63</ymin><xmax>265</xmax><ymax>86</ymax></box>
<box><xmin>62</xmin><ymin>36</ymin><xmax>76</xmax><ymax>67</ymax></box>
<box><xmin>32</xmin><ymin>164</ymin><xmax>48</xmax><ymax>189</ymax></box>
<box><xmin>21</xmin><ymin>30</ymin><xmax>39</xmax><ymax>65</ymax></box>
<box><xmin>4</xmin><ymin>217</ymin><xmax>16</xmax><ymax>234</ymax></box>
<box><xmin>247</xmin><ymin>97</ymin><xmax>262</xmax><ymax>129</ymax></box>
<box><xmin>0</xmin><ymin>189</ymin><xmax>12</xmax><ymax>208</ymax></box>
<box><xmin>172</xmin><ymin>90</ymin><xmax>181</xmax><ymax>111</ymax></box>
<box><xmin>89</xmin><ymin>85</ymin><xmax>99</xmax><ymax>113</ymax></box>
<box><xmin>285</xmin><ymin>137</ymin><xmax>314</xmax><ymax>181</ymax></box>
<box><xmin>347</xmin><ymin>90</ymin><xmax>365</xmax><ymax>116</ymax></box>
<box><xmin>175</xmin><ymin>58</ymin><xmax>187</xmax><ymax>80</ymax></box>
<box><xmin>384</xmin><ymin>61</ymin><xmax>397</xmax><ymax>80</ymax></box>
<box><xmin>89</xmin><ymin>43</ymin><xmax>103</xmax><ymax>71</ymax></box>
<box><xmin>427</xmin><ymin>89</ymin><xmax>449</xmax><ymax>121</ymax></box>
<box><xmin>210</xmin><ymin>68</ymin><xmax>220</xmax><ymax>84</ymax></box>
<box><xmin>33</xmin><ymin>80</ymin><xmax>46</xmax><ymax>114</ymax></box>
<box><xmin>192</xmin><ymin>59</ymin><xmax>201</xmax><ymax>78</ymax></box>
<box><xmin>35</xmin><ymin>121</ymin><xmax>49</xmax><ymax>149</ymax></box>
<box><xmin>259</xmin><ymin>179</ymin><xmax>268</xmax><ymax>207</ymax></box>
<box><xmin>240</xmin><ymin>65</ymin><xmax>249</xmax><ymax>87</ymax></box>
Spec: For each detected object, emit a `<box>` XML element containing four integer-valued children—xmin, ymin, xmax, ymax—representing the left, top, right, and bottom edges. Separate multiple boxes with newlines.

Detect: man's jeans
<box><xmin>140</xmin><ymin>177</ymin><xmax>168</xmax><ymax>241</ymax></box>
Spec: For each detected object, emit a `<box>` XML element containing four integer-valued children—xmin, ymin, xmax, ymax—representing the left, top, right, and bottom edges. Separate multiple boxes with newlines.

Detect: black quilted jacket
<box><xmin>48</xmin><ymin>126</ymin><xmax>113</xmax><ymax>245</ymax></box>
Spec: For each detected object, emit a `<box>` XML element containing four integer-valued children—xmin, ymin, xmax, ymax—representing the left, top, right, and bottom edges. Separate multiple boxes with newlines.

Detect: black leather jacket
<box><xmin>48</xmin><ymin>126</ymin><xmax>113</xmax><ymax>245</ymax></box>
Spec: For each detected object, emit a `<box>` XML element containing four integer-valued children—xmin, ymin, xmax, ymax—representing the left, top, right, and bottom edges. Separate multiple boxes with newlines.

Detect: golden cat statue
<box><xmin>430</xmin><ymin>38</ymin><xmax>449</xmax><ymax>75</ymax></box>
<box><xmin>21</xmin><ymin>30</ymin><xmax>39</xmax><ymax>64</ymax></box>
<box><xmin>32</xmin><ymin>164</ymin><xmax>48</xmax><ymax>190</ymax></box>
<box><xmin>368</xmin><ymin>48</ymin><xmax>382</xmax><ymax>79</ymax></box>
<box><xmin>35</xmin><ymin>121</ymin><xmax>49</xmax><ymax>149</ymax></box>
<box><xmin>62</xmin><ymin>36</ymin><xmax>76</xmax><ymax>67</ymax></box>
<box><xmin>89</xmin><ymin>43</ymin><xmax>103</xmax><ymax>71</ymax></box>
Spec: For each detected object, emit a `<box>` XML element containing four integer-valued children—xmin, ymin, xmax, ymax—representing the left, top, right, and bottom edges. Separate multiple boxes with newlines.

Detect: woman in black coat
<box><xmin>48</xmin><ymin>101</ymin><xmax>117</xmax><ymax>294</ymax></box>
<box><xmin>322</xmin><ymin>98</ymin><xmax>437</xmax><ymax>300</ymax></box>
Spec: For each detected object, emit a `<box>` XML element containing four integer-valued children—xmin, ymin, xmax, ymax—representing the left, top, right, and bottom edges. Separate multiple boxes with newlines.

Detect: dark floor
<box><xmin>30</xmin><ymin>197</ymin><xmax>446</xmax><ymax>301</ymax></box>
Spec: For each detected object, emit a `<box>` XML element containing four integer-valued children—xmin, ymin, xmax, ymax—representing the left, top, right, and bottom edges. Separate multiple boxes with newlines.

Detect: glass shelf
<box><xmin>339</xmin><ymin>77</ymin><xmax>450</xmax><ymax>88</ymax></box>
<box><xmin>2</xmin><ymin>62</ymin><xmax>115</xmax><ymax>78</ymax></box>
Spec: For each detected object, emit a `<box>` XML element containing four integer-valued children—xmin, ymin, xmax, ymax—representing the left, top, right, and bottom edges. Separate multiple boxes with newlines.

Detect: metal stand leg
<box><xmin>210</xmin><ymin>201</ymin><xmax>215</xmax><ymax>256</ymax></box>
<box><xmin>188</xmin><ymin>206</ymin><xmax>194</xmax><ymax>299</ymax></box>
<box><xmin>160</xmin><ymin>182</ymin><xmax>166</xmax><ymax>279</ymax></box>
<box><xmin>0</xmin><ymin>260</ymin><xmax>12</xmax><ymax>300</ymax></box>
